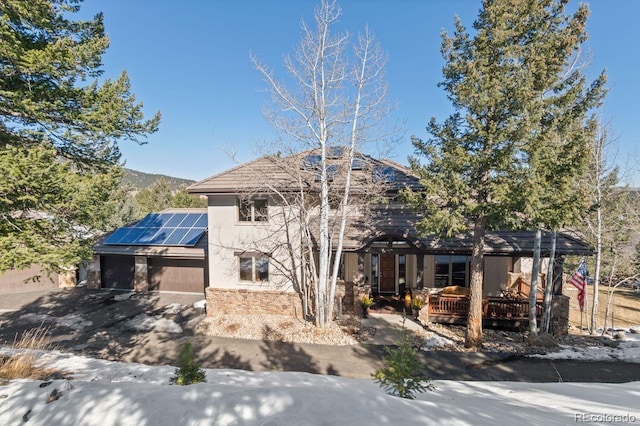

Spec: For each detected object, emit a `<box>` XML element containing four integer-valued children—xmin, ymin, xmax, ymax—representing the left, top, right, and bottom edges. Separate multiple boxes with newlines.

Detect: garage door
<box><xmin>148</xmin><ymin>258</ymin><xmax>207</xmax><ymax>293</ymax></box>
<box><xmin>101</xmin><ymin>255</ymin><xmax>134</xmax><ymax>290</ymax></box>
<box><xmin>0</xmin><ymin>264</ymin><xmax>59</xmax><ymax>294</ymax></box>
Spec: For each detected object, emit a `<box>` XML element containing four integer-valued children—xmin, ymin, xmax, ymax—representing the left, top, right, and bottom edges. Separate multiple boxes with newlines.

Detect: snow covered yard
<box><xmin>0</xmin><ymin>350</ymin><xmax>638</xmax><ymax>426</ymax></box>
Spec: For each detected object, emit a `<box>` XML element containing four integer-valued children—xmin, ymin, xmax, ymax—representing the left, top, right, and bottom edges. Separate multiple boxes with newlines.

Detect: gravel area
<box><xmin>197</xmin><ymin>315</ymin><xmax>366</xmax><ymax>346</ymax></box>
<box><xmin>196</xmin><ymin>313</ymin><xmax>630</xmax><ymax>354</ymax></box>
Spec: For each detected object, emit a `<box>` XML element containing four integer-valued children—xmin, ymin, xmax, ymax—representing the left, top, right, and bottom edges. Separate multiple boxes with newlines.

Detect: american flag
<box><xmin>568</xmin><ymin>258</ymin><xmax>587</xmax><ymax>311</ymax></box>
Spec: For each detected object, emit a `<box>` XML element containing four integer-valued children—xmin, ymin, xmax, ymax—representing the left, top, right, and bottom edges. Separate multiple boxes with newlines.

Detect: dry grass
<box><xmin>0</xmin><ymin>324</ymin><xmax>68</xmax><ymax>381</ymax></box>
<box><xmin>566</xmin><ymin>285</ymin><xmax>640</xmax><ymax>331</ymax></box>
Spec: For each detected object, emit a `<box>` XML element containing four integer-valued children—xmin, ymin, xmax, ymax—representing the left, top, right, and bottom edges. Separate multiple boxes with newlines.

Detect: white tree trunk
<box><xmin>590</xmin><ymin>202</ymin><xmax>602</xmax><ymax>334</ymax></box>
<box><xmin>541</xmin><ymin>230</ymin><xmax>557</xmax><ymax>333</ymax></box>
<box><xmin>529</xmin><ymin>228</ymin><xmax>542</xmax><ymax>336</ymax></box>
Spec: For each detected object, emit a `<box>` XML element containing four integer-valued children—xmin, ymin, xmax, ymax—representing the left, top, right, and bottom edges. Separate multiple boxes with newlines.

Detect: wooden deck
<box><xmin>427</xmin><ymin>294</ymin><xmax>543</xmax><ymax>328</ymax></box>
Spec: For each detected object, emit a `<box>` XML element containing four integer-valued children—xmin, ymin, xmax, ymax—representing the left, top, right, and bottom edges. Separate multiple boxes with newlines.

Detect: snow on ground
<box><xmin>112</xmin><ymin>292</ymin><xmax>135</xmax><ymax>302</ymax></box>
<box><xmin>423</xmin><ymin>334</ymin><xmax>455</xmax><ymax>349</ymax></box>
<box><xmin>124</xmin><ymin>314</ymin><xmax>183</xmax><ymax>334</ymax></box>
<box><xmin>0</xmin><ymin>350</ymin><xmax>637</xmax><ymax>426</ymax></box>
<box><xmin>161</xmin><ymin>303</ymin><xmax>184</xmax><ymax>315</ymax></box>
<box><xmin>530</xmin><ymin>331</ymin><xmax>640</xmax><ymax>363</ymax></box>
<box><xmin>19</xmin><ymin>313</ymin><xmax>92</xmax><ymax>331</ymax></box>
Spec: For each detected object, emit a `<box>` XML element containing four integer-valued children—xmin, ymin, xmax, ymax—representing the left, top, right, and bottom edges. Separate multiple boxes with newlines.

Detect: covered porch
<box><xmin>344</xmin><ymin>229</ymin><xmax>590</xmax><ymax>335</ymax></box>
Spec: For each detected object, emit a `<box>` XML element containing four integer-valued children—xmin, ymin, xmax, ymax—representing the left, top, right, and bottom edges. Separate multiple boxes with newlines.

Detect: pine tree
<box><xmin>134</xmin><ymin>178</ymin><xmax>173</xmax><ymax>217</ymax></box>
<box><xmin>0</xmin><ymin>0</ymin><xmax>160</xmax><ymax>272</ymax></box>
<box><xmin>172</xmin><ymin>188</ymin><xmax>207</xmax><ymax>209</ymax></box>
<box><xmin>404</xmin><ymin>0</ymin><xmax>606</xmax><ymax>348</ymax></box>
<box><xmin>171</xmin><ymin>341</ymin><xmax>206</xmax><ymax>386</ymax></box>
<box><xmin>372</xmin><ymin>316</ymin><xmax>433</xmax><ymax>399</ymax></box>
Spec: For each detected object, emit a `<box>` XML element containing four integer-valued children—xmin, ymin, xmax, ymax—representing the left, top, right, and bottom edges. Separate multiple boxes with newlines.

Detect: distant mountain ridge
<box><xmin>122</xmin><ymin>168</ymin><xmax>195</xmax><ymax>191</ymax></box>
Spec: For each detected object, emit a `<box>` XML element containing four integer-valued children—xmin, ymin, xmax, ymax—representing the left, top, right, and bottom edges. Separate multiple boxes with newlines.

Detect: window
<box><xmin>370</xmin><ymin>254</ymin><xmax>379</xmax><ymax>293</ymax></box>
<box><xmin>435</xmin><ymin>255</ymin><xmax>470</xmax><ymax>287</ymax></box>
<box><xmin>398</xmin><ymin>254</ymin><xmax>406</xmax><ymax>284</ymax></box>
<box><xmin>238</xmin><ymin>198</ymin><xmax>268</xmax><ymax>222</ymax></box>
<box><xmin>238</xmin><ymin>256</ymin><xmax>269</xmax><ymax>282</ymax></box>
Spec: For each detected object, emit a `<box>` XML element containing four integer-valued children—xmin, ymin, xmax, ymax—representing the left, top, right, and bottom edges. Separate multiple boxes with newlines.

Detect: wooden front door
<box><xmin>379</xmin><ymin>253</ymin><xmax>396</xmax><ymax>293</ymax></box>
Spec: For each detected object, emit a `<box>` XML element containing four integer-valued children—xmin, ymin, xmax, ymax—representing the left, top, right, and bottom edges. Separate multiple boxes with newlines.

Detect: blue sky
<box><xmin>78</xmin><ymin>0</ymin><xmax>639</xmax><ymax>185</ymax></box>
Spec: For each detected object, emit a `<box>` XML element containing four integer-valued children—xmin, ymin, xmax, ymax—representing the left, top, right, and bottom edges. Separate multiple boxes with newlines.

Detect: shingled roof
<box><xmin>187</xmin><ymin>151</ymin><xmax>422</xmax><ymax>194</ymax></box>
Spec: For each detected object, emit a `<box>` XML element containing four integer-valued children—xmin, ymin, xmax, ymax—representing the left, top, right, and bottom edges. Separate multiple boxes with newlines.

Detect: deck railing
<box><xmin>428</xmin><ymin>294</ymin><xmax>542</xmax><ymax>325</ymax></box>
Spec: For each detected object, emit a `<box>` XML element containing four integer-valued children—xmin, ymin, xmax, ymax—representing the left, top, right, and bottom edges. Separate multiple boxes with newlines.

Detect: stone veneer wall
<box><xmin>337</xmin><ymin>281</ymin><xmax>355</xmax><ymax>314</ymax></box>
<box><xmin>87</xmin><ymin>255</ymin><xmax>100</xmax><ymax>290</ymax></box>
<box><xmin>133</xmin><ymin>256</ymin><xmax>148</xmax><ymax>292</ymax></box>
<box><xmin>58</xmin><ymin>268</ymin><xmax>77</xmax><ymax>288</ymax></box>
<box><xmin>549</xmin><ymin>294</ymin><xmax>570</xmax><ymax>336</ymax></box>
<box><xmin>352</xmin><ymin>284</ymin><xmax>371</xmax><ymax>317</ymax></box>
<box><xmin>205</xmin><ymin>287</ymin><xmax>304</xmax><ymax>318</ymax></box>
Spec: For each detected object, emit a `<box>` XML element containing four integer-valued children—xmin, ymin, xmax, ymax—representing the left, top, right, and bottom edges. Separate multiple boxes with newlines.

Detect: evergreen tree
<box><xmin>134</xmin><ymin>178</ymin><xmax>173</xmax><ymax>217</ymax></box>
<box><xmin>0</xmin><ymin>0</ymin><xmax>160</xmax><ymax>272</ymax></box>
<box><xmin>372</xmin><ymin>316</ymin><xmax>433</xmax><ymax>399</ymax></box>
<box><xmin>404</xmin><ymin>0</ymin><xmax>606</xmax><ymax>348</ymax></box>
<box><xmin>172</xmin><ymin>188</ymin><xmax>207</xmax><ymax>209</ymax></box>
<box><xmin>171</xmin><ymin>341</ymin><xmax>206</xmax><ymax>386</ymax></box>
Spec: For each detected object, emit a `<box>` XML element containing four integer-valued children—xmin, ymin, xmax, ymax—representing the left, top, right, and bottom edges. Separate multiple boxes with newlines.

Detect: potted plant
<box><xmin>360</xmin><ymin>295</ymin><xmax>374</xmax><ymax>318</ymax></box>
<box><xmin>411</xmin><ymin>297</ymin><xmax>423</xmax><ymax>319</ymax></box>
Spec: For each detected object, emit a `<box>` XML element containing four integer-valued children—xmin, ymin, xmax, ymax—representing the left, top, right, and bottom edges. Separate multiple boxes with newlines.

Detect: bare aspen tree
<box><xmin>585</xmin><ymin>123</ymin><xmax>638</xmax><ymax>333</ymax></box>
<box><xmin>250</xmin><ymin>0</ymin><xmax>393</xmax><ymax>327</ymax></box>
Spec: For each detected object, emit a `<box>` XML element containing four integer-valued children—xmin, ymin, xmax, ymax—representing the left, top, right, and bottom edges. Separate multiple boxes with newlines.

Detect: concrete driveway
<box><xmin>1</xmin><ymin>287</ymin><xmax>640</xmax><ymax>382</ymax></box>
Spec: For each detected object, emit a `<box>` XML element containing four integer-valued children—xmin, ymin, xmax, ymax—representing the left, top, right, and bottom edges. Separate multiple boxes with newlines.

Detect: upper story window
<box><xmin>238</xmin><ymin>197</ymin><xmax>268</xmax><ymax>222</ymax></box>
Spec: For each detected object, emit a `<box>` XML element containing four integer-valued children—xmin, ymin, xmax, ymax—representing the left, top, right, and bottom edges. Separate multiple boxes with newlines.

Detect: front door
<box><xmin>379</xmin><ymin>253</ymin><xmax>396</xmax><ymax>293</ymax></box>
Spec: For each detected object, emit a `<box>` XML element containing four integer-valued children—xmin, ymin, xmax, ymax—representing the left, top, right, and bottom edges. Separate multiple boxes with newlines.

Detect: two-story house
<box><xmin>90</xmin><ymin>151</ymin><xmax>591</xmax><ymax>333</ymax></box>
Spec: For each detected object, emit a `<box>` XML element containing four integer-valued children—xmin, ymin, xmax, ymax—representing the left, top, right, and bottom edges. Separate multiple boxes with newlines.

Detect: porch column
<box><xmin>133</xmin><ymin>256</ymin><xmax>149</xmax><ymax>292</ymax></box>
<box><xmin>87</xmin><ymin>255</ymin><xmax>101</xmax><ymax>290</ymax></box>
<box><xmin>552</xmin><ymin>256</ymin><xmax>566</xmax><ymax>295</ymax></box>
<box><xmin>416</xmin><ymin>255</ymin><xmax>424</xmax><ymax>289</ymax></box>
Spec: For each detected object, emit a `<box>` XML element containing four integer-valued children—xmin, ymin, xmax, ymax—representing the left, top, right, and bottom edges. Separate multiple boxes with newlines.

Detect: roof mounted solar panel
<box><xmin>351</xmin><ymin>156</ymin><xmax>366</xmax><ymax>170</ymax></box>
<box><xmin>104</xmin><ymin>212</ymin><xmax>207</xmax><ymax>247</ymax></box>
<box><xmin>373</xmin><ymin>166</ymin><xmax>396</xmax><ymax>183</ymax></box>
<box><xmin>327</xmin><ymin>146</ymin><xmax>344</xmax><ymax>159</ymax></box>
<box><xmin>302</xmin><ymin>155</ymin><xmax>321</xmax><ymax>169</ymax></box>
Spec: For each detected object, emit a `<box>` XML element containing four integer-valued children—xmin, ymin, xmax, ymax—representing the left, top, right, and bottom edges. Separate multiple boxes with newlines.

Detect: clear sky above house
<box><xmin>78</xmin><ymin>0</ymin><xmax>640</xmax><ymax>185</ymax></box>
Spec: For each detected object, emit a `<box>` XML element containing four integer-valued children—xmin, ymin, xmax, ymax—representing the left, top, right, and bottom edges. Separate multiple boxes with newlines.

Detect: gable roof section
<box><xmin>187</xmin><ymin>151</ymin><xmax>422</xmax><ymax>195</ymax></box>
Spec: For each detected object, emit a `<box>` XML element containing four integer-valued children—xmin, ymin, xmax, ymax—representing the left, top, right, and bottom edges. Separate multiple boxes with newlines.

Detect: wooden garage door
<box><xmin>0</xmin><ymin>264</ymin><xmax>59</xmax><ymax>294</ymax></box>
<box><xmin>148</xmin><ymin>258</ymin><xmax>207</xmax><ymax>293</ymax></box>
<box><xmin>101</xmin><ymin>255</ymin><xmax>134</xmax><ymax>290</ymax></box>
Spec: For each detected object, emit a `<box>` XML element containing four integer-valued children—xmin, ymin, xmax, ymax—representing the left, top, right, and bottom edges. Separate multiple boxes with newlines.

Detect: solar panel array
<box><xmin>104</xmin><ymin>212</ymin><xmax>207</xmax><ymax>247</ymax></box>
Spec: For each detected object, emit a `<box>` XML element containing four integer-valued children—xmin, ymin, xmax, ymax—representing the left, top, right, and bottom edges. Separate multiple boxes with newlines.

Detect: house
<box><xmin>87</xmin><ymin>151</ymin><xmax>591</xmax><ymax>334</ymax></box>
<box><xmin>183</xmin><ymin>151</ymin><xmax>591</xmax><ymax>333</ymax></box>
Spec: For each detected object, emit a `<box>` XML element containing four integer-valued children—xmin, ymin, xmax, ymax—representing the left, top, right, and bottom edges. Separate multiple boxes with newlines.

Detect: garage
<box><xmin>100</xmin><ymin>255</ymin><xmax>134</xmax><ymax>290</ymax></box>
<box><xmin>91</xmin><ymin>209</ymin><xmax>208</xmax><ymax>294</ymax></box>
<box><xmin>148</xmin><ymin>258</ymin><xmax>207</xmax><ymax>293</ymax></box>
<box><xmin>0</xmin><ymin>264</ymin><xmax>59</xmax><ymax>294</ymax></box>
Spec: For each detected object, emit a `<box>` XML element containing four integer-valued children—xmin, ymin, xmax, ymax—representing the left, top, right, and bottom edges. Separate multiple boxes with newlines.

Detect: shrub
<box><xmin>411</xmin><ymin>297</ymin><xmax>423</xmax><ymax>311</ymax></box>
<box><xmin>0</xmin><ymin>324</ymin><xmax>67</xmax><ymax>381</ymax></box>
<box><xmin>372</xmin><ymin>316</ymin><xmax>433</xmax><ymax>399</ymax></box>
<box><xmin>171</xmin><ymin>341</ymin><xmax>206</xmax><ymax>385</ymax></box>
<box><xmin>360</xmin><ymin>295</ymin><xmax>374</xmax><ymax>308</ymax></box>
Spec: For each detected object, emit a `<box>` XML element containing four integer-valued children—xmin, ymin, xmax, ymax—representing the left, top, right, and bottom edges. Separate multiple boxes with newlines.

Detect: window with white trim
<box><xmin>238</xmin><ymin>255</ymin><xmax>269</xmax><ymax>282</ymax></box>
<box><xmin>238</xmin><ymin>197</ymin><xmax>268</xmax><ymax>222</ymax></box>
